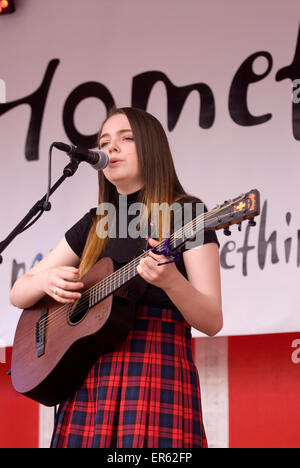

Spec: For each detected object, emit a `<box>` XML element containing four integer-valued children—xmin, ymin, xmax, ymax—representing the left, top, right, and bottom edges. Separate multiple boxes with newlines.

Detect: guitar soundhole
<box><xmin>68</xmin><ymin>293</ymin><xmax>90</xmax><ymax>325</ymax></box>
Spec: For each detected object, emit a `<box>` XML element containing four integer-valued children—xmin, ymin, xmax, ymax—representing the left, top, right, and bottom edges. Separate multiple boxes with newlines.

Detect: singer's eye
<box><xmin>99</xmin><ymin>141</ymin><xmax>109</xmax><ymax>148</ymax></box>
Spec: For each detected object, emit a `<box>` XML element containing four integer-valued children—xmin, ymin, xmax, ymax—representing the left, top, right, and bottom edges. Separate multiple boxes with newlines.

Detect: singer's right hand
<box><xmin>40</xmin><ymin>266</ymin><xmax>84</xmax><ymax>304</ymax></box>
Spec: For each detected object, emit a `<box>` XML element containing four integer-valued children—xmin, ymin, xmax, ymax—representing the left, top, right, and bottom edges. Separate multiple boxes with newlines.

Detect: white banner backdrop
<box><xmin>0</xmin><ymin>0</ymin><xmax>300</xmax><ymax>345</ymax></box>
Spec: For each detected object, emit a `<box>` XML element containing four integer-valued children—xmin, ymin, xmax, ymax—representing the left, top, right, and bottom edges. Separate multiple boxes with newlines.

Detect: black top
<box><xmin>65</xmin><ymin>189</ymin><xmax>219</xmax><ymax>310</ymax></box>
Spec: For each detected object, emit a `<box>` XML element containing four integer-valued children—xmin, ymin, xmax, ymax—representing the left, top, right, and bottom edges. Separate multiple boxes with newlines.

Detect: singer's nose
<box><xmin>107</xmin><ymin>139</ymin><xmax>120</xmax><ymax>154</ymax></box>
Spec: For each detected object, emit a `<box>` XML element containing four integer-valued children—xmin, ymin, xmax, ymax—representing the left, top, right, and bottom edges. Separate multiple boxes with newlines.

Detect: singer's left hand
<box><xmin>137</xmin><ymin>238</ymin><xmax>182</xmax><ymax>290</ymax></box>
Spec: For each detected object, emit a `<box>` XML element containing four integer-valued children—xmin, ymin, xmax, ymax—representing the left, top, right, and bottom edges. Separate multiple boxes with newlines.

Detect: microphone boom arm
<box><xmin>0</xmin><ymin>154</ymin><xmax>80</xmax><ymax>265</ymax></box>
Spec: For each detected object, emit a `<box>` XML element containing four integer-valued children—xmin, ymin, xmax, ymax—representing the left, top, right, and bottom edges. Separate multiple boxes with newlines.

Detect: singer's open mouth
<box><xmin>108</xmin><ymin>159</ymin><xmax>122</xmax><ymax>167</ymax></box>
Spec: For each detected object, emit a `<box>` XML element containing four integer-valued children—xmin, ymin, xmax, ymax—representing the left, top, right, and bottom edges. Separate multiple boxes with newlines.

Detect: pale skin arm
<box><xmin>10</xmin><ymin>237</ymin><xmax>84</xmax><ymax>309</ymax></box>
<box><xmin>137</xmin><ymin>238</ymin><xmax>223</xmax><ymax>337</ymax></box>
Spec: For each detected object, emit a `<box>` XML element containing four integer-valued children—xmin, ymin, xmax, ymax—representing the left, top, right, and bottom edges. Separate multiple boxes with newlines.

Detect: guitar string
<box><xmin>23</xmin><ymin>209</ymin><xmax>218</xmax><ymax>341</ymax></box>
<box><xmin>30</xmin><ymin>212</ymin><xmax>238</xmax><ymax>340</ymax></box>
<box><xmin>19</xmin><ymin>201</ymin><xmax>244</xmax><ymax>344</ymax></box>
<box><xmin>31</xmin><ymin>193</ymin><xmax>257</xmax><ymax>342</ymax></box>
<box><xmin>22</xmin><ymin>209</ymin><xmax>211</xmax><ymax>341</ymax></box>
<box><xmin>28</xmin><ymin>204</ymin><xmax>237</xmax><ymax>340</ymax></box>
<box><xmin>22</xmin><ymin>206</ymin><xmax>253</xmax><ymax>345</ymax></box>
<box><xmin>26</xmin><ymin>198</ymin><xmax>248</xmax><ymax>340</ymax></box>
<box><xmin>88</xmin><ymin>210</ymin><xmax>220</xmax><ymax>301</ymax></box>
<box><xmin>81</xmin><ymin>206</ymin><xmax>220</xmax><ymax>301</ymax></box>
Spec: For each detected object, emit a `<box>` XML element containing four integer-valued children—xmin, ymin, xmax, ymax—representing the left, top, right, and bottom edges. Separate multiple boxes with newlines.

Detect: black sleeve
<box><xmin>65</xmin><ymin>208</ymin><xmax>96</xmax><ymax>258</ymax></box>
<box><xmin>177</xmin><ymin>196</ymin><xmax>220</xmax><ymax>252</ymax></box>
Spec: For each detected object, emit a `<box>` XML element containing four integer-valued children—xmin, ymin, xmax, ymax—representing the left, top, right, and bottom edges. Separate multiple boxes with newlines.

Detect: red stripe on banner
<box><xmin>0</xmin><ymin>347</ymin><xmax>39</xmax><ymax>448</ymax></box>
<box><xmin>228</xmin><ymin>333</ymin><xmax>300</xmax><ymax>448</ymax></box>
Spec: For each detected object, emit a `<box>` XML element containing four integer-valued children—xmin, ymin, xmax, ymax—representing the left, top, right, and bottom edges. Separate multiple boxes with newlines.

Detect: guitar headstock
<box><xmin>205</xmin><ymin>189</ymin><xmax>260</xmax><ymax>234</ymax></box>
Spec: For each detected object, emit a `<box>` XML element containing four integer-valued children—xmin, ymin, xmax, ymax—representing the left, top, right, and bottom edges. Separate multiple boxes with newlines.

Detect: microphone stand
<box><xmin>0</xmin><ymin>158</ymin><xmax>80</xmax><ymax>265</ymax></box>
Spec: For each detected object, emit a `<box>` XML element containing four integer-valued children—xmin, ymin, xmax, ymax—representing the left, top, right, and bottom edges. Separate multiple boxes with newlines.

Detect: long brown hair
<box><xmin>79</xmin><ymin>107</ymin><xmax>189</xmax><ymax>277</ymax></box>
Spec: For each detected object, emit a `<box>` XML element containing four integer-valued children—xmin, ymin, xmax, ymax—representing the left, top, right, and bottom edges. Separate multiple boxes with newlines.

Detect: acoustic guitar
<box><xmin>11</xmin><ymin>190</ymin><xmax>260</xmax><ymax>406</ymax></box>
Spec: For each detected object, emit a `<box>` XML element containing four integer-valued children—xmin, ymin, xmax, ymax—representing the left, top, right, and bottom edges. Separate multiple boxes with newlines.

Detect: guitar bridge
<box><xmin>35</xmin><ymin>308</ymin><xmax>48</xmax><ymax>358</ymax></box>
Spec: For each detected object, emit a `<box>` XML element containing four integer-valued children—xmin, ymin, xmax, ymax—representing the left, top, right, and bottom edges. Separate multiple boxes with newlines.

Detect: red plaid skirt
<box><xmin>50</xmin><ymin>304</ymin><xmax>207</xmax><ymax>448</ymax></box>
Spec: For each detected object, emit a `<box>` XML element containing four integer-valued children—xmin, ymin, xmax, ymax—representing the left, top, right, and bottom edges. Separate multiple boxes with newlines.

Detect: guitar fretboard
<box><xmin>88</xmin><ymin>212</ymin><xmax>206</xmax><ymax>307</ymax></box>
<box><xmin>87</xmin><ymin>189</ymin><xmax>260</xmax><ymax>308</ymax></box>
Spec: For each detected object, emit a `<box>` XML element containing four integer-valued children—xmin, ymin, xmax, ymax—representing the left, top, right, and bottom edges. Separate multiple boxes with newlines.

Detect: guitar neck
<box><xmin>90</xmin><ymin>254</ymin><xmax>146</xmax><ymax>305</ymax></box>
<box><xmin>88</xmin><ymin>189</ymin><xmax>260</xmax><ymax>307</ymax></box>
<box><xmin>88</xmin><ymin>211</ymin><xmax>207</xmax><ymax>306</ymax></box>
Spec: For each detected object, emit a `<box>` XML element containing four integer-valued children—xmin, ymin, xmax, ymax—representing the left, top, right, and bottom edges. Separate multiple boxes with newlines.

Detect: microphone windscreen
<box><xmin>91</xmin><ymin>150</ymin><xmax>109</xmax><ymax>170</ymax></box>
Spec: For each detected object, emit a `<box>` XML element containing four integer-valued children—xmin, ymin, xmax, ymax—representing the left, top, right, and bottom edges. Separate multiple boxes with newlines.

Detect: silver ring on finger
<box><xmin>53</xmin><ymin>287</ymin><xmax>58</xmax><ymax>296</ymax></box>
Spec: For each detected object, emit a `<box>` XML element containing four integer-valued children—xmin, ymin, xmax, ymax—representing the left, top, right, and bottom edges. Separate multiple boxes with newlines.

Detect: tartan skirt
<box><xmin>50</xmin><ymin>304</ymin><xmax>207</xmax><ymax>448</ymax></box>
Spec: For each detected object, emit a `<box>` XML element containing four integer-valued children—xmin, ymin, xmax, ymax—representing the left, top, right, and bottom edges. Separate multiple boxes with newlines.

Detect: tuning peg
<box><xmin>223</xmin><ymin>227</ymin><xmax>231</xmax><ymax>236</ymax></box>
<box><xmin>248</xmin><ymin>218</ymin><xmax>256</xmax><ymax>227</ymax></box>
<box><xmin>238</xmin><ymin>222</ymin><xmax>242</xmax><ymax>232</ymax></box>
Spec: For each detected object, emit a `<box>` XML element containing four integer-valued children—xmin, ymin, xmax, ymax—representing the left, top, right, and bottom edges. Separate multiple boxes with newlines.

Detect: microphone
<box><xmin>53</xmin><ymin>142</ymin><xmax>109</xmax><ymax>170</ymax></box>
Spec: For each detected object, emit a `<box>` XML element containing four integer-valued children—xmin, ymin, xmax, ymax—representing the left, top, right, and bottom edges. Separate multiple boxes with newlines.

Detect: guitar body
<box><xmin>11</xmin><ymin>257</ymin><xmax>136</xmax><ymax>407</ymax></box>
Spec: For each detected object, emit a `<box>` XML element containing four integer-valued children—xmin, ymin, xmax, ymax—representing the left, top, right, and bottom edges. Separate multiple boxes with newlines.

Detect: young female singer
<box><xmin>10</xmin><ymin>107</ymin><xmax>223</xmax><ymax>448</ymax></box>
